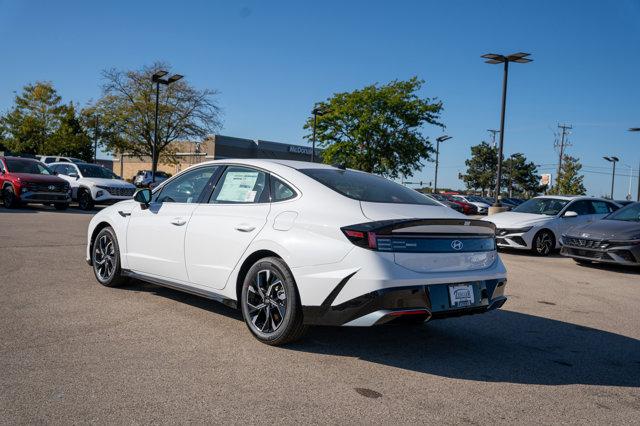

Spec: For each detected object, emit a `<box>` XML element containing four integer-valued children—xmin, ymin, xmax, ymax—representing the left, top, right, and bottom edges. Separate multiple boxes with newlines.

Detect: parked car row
<box><xmin>482</xmin><ymin>195</ymin><xmax>640</xmax><ymax>267</ymax></box>
<box><xmin>0</xmin><ymin>156</ymin><xmax>136</xmax><ymax>210</ymax></box>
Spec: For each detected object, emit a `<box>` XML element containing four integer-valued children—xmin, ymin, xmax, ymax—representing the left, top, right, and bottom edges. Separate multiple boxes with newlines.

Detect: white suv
<box><xmin>50</xmin><ymin>162</ymin><xmax>136</xmax><ymax>210</ymax></box>
<box><xmin>37</xmin><ymin>155</ymin><xmax>84</xmax><ymax>165</ymax></box>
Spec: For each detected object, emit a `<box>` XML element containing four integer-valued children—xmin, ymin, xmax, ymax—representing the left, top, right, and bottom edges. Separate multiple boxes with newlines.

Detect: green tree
<box><xmin>90</xmin><ymin>62</ymin><xmax>221</xmax><ymax>172</ymax></box>
<box><xmin>502</xmin><ymin>153</ymin><xmax>544</xmax><ymax>197</ymax></box>
<box><xmin>461</xmin><ymin>142</ymin><xmax>498</xmax><ymax>195</ymax></box>
<box><xmin>303</xmin><ymin>77</ymin><xmax>443</xmax><ymax>179</ymax></box>
<box><xmin>2</xmin><ymin>82</ymin><xmax>64</xmax><ymax>154</ymax></box>
<box><xmin>550</xmin><ymin>155</ymin><xmax>586</xmax><ymax>195</ymax></box>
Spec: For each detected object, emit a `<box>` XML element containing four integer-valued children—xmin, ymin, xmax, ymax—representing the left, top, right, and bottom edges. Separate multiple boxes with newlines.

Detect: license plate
<box><xmin>448</xmin><ymin>284</ymin><xmax>475</xmax><ymax>308</ymax></box>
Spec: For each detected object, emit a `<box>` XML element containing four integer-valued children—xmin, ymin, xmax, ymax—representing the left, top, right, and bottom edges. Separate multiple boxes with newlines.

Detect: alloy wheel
<box><xmin>94</xmin><ymin>234</ymin><xmax>116</xmax><ymax>281</ymax></box>
<box><xmin>246</xmin><ymin>269</ymin><xmax>287</xmax><ymax>334</ymax></box>
<box><xmin>536</xmin><ymin>232</ymin><xmax>553</xmax><ymax>255</ymax></box>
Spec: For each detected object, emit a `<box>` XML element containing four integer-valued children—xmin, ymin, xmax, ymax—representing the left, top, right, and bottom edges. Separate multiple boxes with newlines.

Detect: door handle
<box><xmin>170</xmin><ymin>218</ymin><xmax>187</xmax><ymax>226</ymax></box>
<box><xmin>235</xmin><ymin>224</ymin><xmax>256</xmax><ymax>232</ymax></box>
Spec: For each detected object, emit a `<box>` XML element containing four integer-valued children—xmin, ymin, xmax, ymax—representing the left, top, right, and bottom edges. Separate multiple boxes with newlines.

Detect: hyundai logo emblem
<box><xmin>451</xmin><ymin>240</ymin><xmax>464</xmax><ymax>251</ymax></box>
<box><xmin>48</xmin><ymin>185</ymin><xmax>55</xmax><ymax>191</ymax></box>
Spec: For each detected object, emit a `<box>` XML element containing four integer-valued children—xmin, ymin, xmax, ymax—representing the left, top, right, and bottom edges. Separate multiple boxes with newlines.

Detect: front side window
<box><xmin>5</xmin><ymin>159</ymin><xmax>53</xmax><ymax>175</ymax></box>
<box><xmin>513</xmin><ymin>198</ymin><xmax>569</xmax><ymax>216</ymax></box>
<box><xmin>299</xmin><ymin>168</ymin><xmax>439</xmax><ymax>205</ymax></box>
<box><xmin>210</xmin><ymin>166</ymin><xmax>268</xmax><ymax>204</ymax></box>
<box><xmin>154</xmin><ymin>166</ymin><xmax>218</xmax><ymax>204</ymax></box>
<box><xmin>567</xmin><ymin>200</ymin><xmax>594</xmax><ymax>216</ymax></box>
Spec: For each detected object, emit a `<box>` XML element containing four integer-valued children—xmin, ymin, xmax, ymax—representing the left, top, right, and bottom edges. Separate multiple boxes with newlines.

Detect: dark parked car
<box><xmin>560</xmin><ymin>202</ymin><xmax>640</xmax><ymax>266</ymax></box>
<box><xmin>0</xmin><ymin>156</ymin><xmax>71</xmax><ymax>209</ymax></box>
<box><xmin>426</xmin><ymin>193</ymin><xmax>464</xmax><ymax>213</ymax></box>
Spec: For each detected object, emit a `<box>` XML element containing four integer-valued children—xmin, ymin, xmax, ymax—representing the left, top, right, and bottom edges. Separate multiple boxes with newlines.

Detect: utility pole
<box><xmin>93</xmin><ymin>115</ymin><xmax>99</xmax><ymax>163</ymax></box>
<box><xmin>555</xmin><ymin>123</ymin><xmax>572</xmax><ymax>193</ymax></box>
<box><xmin>487</xmin><ymin>129</ymin><xmax>500</xmax><ymax>147</ymax></box>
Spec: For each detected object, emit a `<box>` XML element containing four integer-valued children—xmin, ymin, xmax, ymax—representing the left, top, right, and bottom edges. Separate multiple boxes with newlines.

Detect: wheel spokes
<box><xmin>246</xmin><ymin>269</ymin><xmax>287</xmax><ymax>334</ymax></box>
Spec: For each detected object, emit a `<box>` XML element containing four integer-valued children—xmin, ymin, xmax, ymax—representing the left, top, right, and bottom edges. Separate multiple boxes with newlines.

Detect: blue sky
<box><xmin>1</xmin><ymin>0</ymin><xmax>639</xmax><ymax>198</ymax></box>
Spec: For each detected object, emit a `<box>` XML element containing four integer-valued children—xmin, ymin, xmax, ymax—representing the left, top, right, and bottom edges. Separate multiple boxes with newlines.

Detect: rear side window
<box><xmin>270</xmin><ymin>176</ymin><xmax>296</xmax><ymax>202</ymax></box>
<box><xmin>44</xmin><ymin>157</ymin><xmax>56</xmax><ymax>163</ymax></box>
<box><xmin>299</xmin><ymin>168</ymin><xmax>439</xmax><ymax>205</ymax></box>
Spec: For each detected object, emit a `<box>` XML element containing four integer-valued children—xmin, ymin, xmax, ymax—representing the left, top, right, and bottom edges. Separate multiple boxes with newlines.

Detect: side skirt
<box><xmin>121</xmin><ymin>270</ymin><xmax>238</xmax><ymax>309</ymax></box>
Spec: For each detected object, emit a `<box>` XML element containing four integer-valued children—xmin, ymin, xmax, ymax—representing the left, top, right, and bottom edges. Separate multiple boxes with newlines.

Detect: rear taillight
<box><xmin>342</xmin><ymin>228</ymin><xmax>377</xmax><ymax>249</ymax></box>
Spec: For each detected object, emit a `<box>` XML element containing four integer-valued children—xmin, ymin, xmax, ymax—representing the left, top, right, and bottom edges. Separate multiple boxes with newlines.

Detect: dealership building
<box><xmin>113</xmin><ymin>135</ymin><xmax>321</xmax><ymax>180</ymax></box>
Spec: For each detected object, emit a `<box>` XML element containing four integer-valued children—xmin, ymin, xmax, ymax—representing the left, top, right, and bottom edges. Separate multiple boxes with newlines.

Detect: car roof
<box><xmin>0</xmin><ymin>156</ymin><xmax>39</xmax><ymax>162</ymax></box>
<box><xmin>192</xmin><ymin>158</ymin><xmax>340</xmax><ymax>171</ymax></box>
<box><xmin>532</xmin><ymin>195</ymin><xmax>598</xmax><ymax>201</ymax></box>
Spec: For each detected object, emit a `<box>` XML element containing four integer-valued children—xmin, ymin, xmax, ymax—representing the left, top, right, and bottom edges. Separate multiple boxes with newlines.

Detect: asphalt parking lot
<box><xmin>1</xmin><ymin>206</ymin><xmax>639</xmax><ymax>424</ymax></box>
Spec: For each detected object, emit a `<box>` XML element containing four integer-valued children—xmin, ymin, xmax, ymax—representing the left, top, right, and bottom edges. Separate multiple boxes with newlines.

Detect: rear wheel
<box><xmin>240</xmin><ymin>257</ymin><xmax>307</xmax><ymax>345</ymax></box>
<box><xmin>531</xmin><ymin>230</ymin><xmax>555</xmax><ymax>256</ymax></box>
<box><xmin>92</xmin><ymin>227</ymin><xmax>128</xmax><ymax>287</ymax></box>
<box><xmin>78</xmin><ymin>189</ymin><xmax>94</xmax><ymax>211</ymax></box>
<box><xmin>2</xmin><ymin>186</ymin><xmax>18</xmax><ymax>208</ymax></box>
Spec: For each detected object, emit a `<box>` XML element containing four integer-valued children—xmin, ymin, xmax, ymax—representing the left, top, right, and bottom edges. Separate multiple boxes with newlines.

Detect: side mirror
<box><xmin>563</xmin><ymin>210</ymin><xmax>578</xmax><ymax>218</ymax></box>
<box><xmin>134</xmin><ymin>188</ymin><xmax>152</xmax><ymax>207</ymax></box>
<box><xmin>69</xmin><ymin>172</ymin><xmax>79</xmax><ymax>179</ymax></box>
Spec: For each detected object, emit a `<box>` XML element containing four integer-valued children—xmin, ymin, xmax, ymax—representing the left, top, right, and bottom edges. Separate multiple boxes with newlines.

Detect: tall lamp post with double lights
<box><xmin>433</xmin><ymin>135</ymin><xmax>452</xmax><ymax>194</ymax></box>
<box><xmin>603</xmin><ymin>156</ymin><xmax>619</xmax><ymax>199</ymax></box>
<box><xmin>481</xmin><ymin>52</ymin><xmax>532</xmax><ymax>209</ymax></box>
<box><xmin>630</xmin><ymin>128</ymin><xmax>640</xmax><ymax>201</ymax></box>
<box><xmin>151</xmin><ymin>70</ymin><xmax>183</xmax><ymax>183</ymax></box>
<box><xmin>310</xmin><ymin>106</ymin><xmax>327</xmax><ymax>163</ymax></box>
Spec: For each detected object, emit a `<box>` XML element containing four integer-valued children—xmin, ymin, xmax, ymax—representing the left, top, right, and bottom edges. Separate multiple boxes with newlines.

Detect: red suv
<box><xmin>0</xmin><ymin>156</ymin><xmax>71</xmax><ymax>209</ymax></box>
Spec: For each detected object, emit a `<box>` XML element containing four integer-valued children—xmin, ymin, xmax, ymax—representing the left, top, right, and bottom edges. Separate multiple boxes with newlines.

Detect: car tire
<box><xmin>78</xmin><ymin>189</ymin><xmax>95</xmax><ymax>211</ymax></box>
<box><xmin>54</xmin><ymin>203</ymin><xmax>69</xmax><ymax>210</ymax></box>
<box><xmin>2</xmin><ymin>186</ymin><xmax>18</xmax><ymax>209</ymax></box>
<box><xmin>531</xmin><ymin>229</ymin><xmax>555</xmax><ymax>256</ymax></box>
<box><xmin>240</xmin><ymin>257</ymin><xmax>307</xmax><ymax>346</ymax></box>
<box><xmin>91</xmin><ymin>226</ymin><xmax>128</xmax><ymax>288</ymax></box>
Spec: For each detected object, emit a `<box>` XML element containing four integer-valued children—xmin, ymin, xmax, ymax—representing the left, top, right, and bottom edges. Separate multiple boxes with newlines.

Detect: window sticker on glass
<box><xmin>216</xmin><ymin>171</ymin><xmax>260</xmax><ymax>202</ymax></box>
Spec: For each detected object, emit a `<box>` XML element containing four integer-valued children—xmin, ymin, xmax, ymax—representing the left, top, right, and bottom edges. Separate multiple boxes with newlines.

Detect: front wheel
<box><xmin>2</xmin><ymin>186</ymin><xmax>18</xmax><ymax>208</ymax></box>
<box><xmin>78</xmin><ymin>190</ymin><xmax>95</xmax><ymax>211</ymax></box>
<box><xmin>531</xmin><ymin>230</ymin><xmax>555</xmax><ymax>256</ymax></box>
<box><xmin>92</xmin><ymin>227</ymin><xmax>128</xmax><ymax>287</ymax></box>
<box><xmin>240</xmin><ymin>257</ymin><xmax>307</xmax><ymax>345</ymax></box>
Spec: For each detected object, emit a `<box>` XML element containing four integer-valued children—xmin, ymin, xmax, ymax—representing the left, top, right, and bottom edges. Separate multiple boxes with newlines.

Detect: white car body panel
<box><xmin>87</xmin><ymin>159</ymin><xmax>508</xmax><ymax>326</ymax></box>
<box><xmin>51</xmin><ymin>162</ymin><xmax>135</xmax><ymax>203</ymax></box>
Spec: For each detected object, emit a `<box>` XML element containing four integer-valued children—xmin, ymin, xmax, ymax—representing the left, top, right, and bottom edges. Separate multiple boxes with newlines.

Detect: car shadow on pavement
<box><xmin>287</xmin><ymin>310</ymin><xmax>640</xmax><ymax>388</ymax></box>
<box><xmin>119</xmin><ymin>281</ymin><xmax>640</xmax><ymax>387</ymax></box>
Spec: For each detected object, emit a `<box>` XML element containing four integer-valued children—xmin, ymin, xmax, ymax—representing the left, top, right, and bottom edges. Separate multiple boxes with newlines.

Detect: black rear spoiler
<box><xmin>344</xmin><ymin>218</ymin><xmax>496</xmax><ymax>236</ymax></box>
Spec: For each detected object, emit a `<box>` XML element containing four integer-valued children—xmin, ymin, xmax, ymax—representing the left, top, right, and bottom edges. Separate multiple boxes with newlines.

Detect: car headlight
<box><xmin>96</xmin><ymin>185</ymin><xmax>109</xmax><ymax>190</ymax></box>
<box><xmin>504</xmin><ymin>226</ymin><xmax>533</xmax><ymax>234</ymax></box>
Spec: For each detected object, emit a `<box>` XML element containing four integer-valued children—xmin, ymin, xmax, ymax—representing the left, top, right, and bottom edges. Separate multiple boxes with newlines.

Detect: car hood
<box><xmin>483</xmin><ymin>211</ymin><xmax>552</xmax><ymax>228</ymax></box>
<box><xmin>566</xmin><ymin>220</ymin><xmax>640</xmax><ymax>240</ymax></box>
<box><xmin>12</xmin><ymin>173</ymin><xmax>67</xmax><ymax>184</ymax></box>
<box><xmin>82</xmin><ymin>178</ymin><xmax>135</xmax><ymax>188</ymax></box>
<box><xmin>360</xmin><ymin>201</ymin><xmax>465</xmax><ymax>221</ymax></box>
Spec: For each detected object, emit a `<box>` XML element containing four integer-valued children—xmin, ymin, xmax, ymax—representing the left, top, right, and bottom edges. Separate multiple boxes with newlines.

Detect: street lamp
<box><xmin>630</xmin><ymin>128</ymin><xmax>640</xmax><ymax>201</ymax></box>
<box><xmin>433</xmin><ymin>135</ymin><xmax>452</xmax><ymax>194</ymax></box>
<box><xmin>151</xmin><ymin>70</ymin><xmax>183</xmax><ymax>182</ymax></box>
<box><xmin>603</xmin><ymin>156</ymin><xmax>619</xmax><ymax>199</ymax></box>
<box><xmin>481</xmin><ymin>52</ymin><xmax>532</xmax><ymax>207</ymax></box>
<box><xmin>310</xmin><ymin>106</ymin><xmax>327</xmax><ymax>163</ymax></box>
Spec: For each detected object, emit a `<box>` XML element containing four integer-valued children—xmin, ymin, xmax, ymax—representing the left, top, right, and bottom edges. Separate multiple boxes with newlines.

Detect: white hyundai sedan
<box><xmin>483</xmin><ymin>195</ymin><xmax>620</xmax><ymax>256</ymax></box>
<box><xmin>86</xmin><ymin>160</ymin><xmax>507</xmax><ymax>345</ymax></box>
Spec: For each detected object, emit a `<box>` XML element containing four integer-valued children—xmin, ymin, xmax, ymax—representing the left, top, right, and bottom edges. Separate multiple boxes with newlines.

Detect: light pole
<box><xmin>311</xmin><ymin>106</ymin><xmax>327</xmax><ymax>163</ymax></box>
<box><xmin>433</xmin><ymin>135</ymin><xmax>452</xmax><ymax>194</ymax></box>
<box><xmin>603</xmin><ymin>156</ymin><xmax>619</xmax><ymax>199</ymax></box>
<box><xmin>630</xmin><ymin>128</ymin><xmax>640</xmax><ymax>201</ymax></box>
<box><xmin>151</xmin><ymin>70</ymin><xmax>183</xmax><ymax>183</ymax></box>
<box><xmin>623</xmin><ymin>163</ymin><xmax>633</xmax><ymax>200</ymax></box>
<box><xmin>481</xmin><ymin>52</ymin><xmax>532</xmax><ymax>207</ymax></box>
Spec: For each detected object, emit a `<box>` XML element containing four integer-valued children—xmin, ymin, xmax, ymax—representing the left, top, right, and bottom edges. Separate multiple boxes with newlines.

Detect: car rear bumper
<box><xmin>302</xmin><ymin>279</ymin><xmax>507</xmax><ymax>326</ymax></box>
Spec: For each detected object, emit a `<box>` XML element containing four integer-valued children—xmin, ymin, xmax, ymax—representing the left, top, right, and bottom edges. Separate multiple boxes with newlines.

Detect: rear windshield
<box><xmin>300</xmin><ymin>169</ymin><xmax>439</xmax><ymax>205</ymax></box>
<box><xmin>6</xmin><ymin>159</ymin><xmax>53</xmax><ymax>175</ymax></box>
